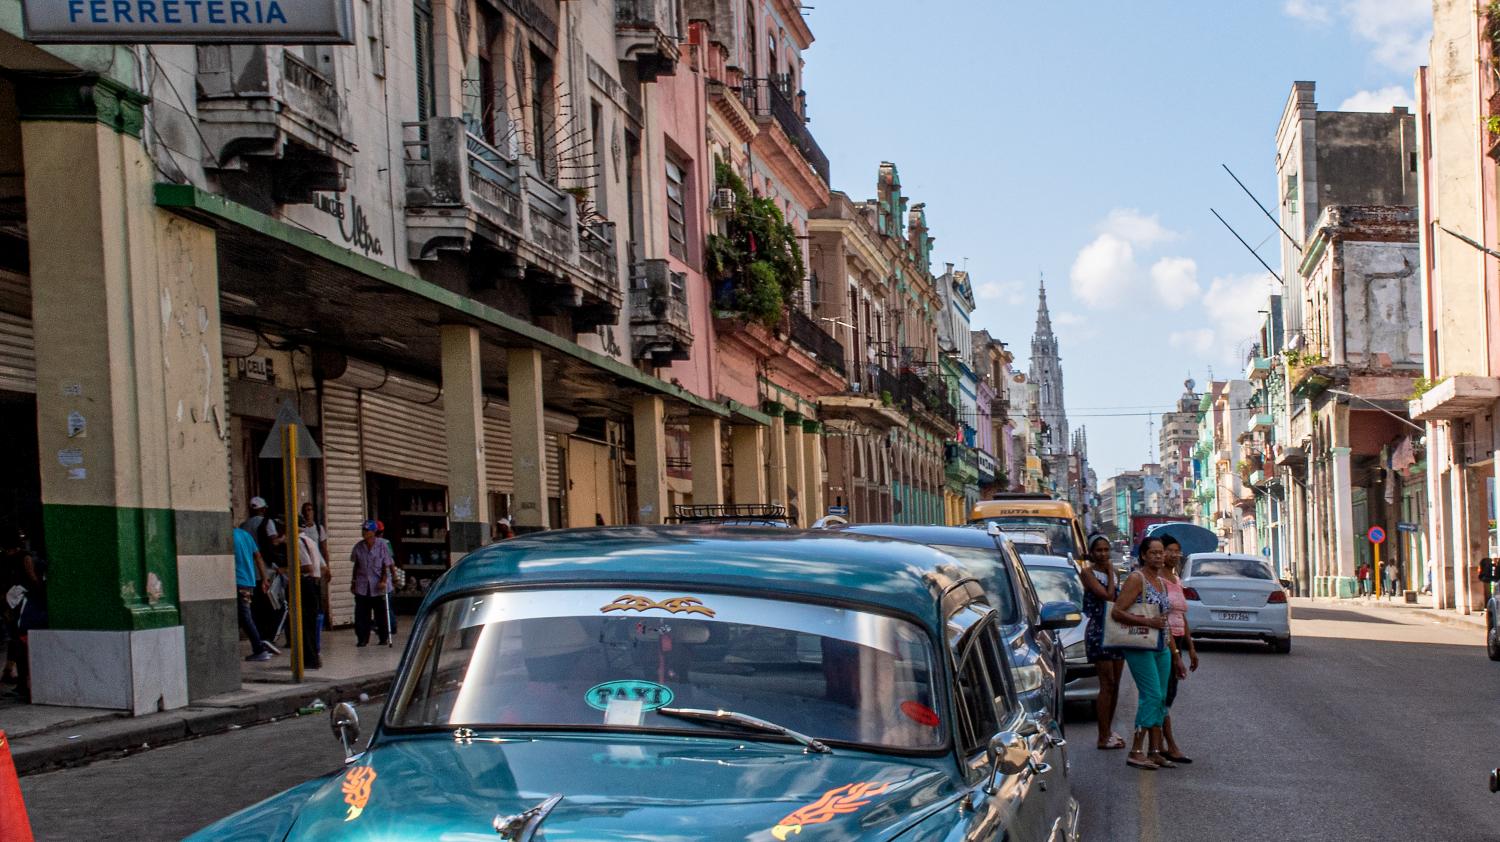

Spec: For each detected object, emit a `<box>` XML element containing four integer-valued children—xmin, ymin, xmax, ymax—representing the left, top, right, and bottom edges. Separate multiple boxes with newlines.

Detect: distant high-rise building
<box><xmin>1159</xmin><ymin>380</ymin><xmax>1201</xmax><ymax>516</ymax></box>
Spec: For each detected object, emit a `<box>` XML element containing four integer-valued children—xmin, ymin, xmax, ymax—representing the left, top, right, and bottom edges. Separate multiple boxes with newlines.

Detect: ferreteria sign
<box><xmin>23</xmin><ymin>0</ymin><xmax>354</xmax><ymax>43</ymax></box>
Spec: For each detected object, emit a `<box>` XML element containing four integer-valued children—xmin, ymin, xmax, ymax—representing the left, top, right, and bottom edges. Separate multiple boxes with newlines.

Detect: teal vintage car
<box><xmin>189</xmin><ymin>527</ymin><xmax>1080</xmax><ymax>841</ymax></box>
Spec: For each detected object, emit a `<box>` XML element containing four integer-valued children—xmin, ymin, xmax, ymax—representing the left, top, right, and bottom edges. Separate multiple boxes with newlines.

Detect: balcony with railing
<box><xmin>403</xmin><ymin>117</ymin><xmax>621</xmax><ymax>329</ymax></box>
<box><xmin>741</xmin><ymin>78</ymin><xmax>831</xmax><ymax>187</ymax></box>
<box><xmin>616</xmin><ymin>0</ymin><xmax>680</xmax><ymax>81</ymax></box>
<box><xmin>195</xmin><ymin>45</ymin><xmax>354</xmax><ymax>203</ymax></box>
<box><xmin>788</xmin><ymin>308</ymin><xmax>846</xmax><ymax>378</ymax></box>
<box><xmin>628</xmin><ymin>259</ymin><xmax>692</xmax><ymax>364</ymax></box>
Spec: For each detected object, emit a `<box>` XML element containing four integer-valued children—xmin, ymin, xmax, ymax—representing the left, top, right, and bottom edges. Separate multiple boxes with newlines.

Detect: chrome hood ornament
<box><xmin>494</xmin><ymin>795</ymin><xmax>563</xmax><ymax>840</ymax></box>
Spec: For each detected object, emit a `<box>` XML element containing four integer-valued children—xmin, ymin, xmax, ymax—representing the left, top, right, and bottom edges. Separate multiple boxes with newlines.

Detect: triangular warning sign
<box><xmin>259</xmin><ymin>399</ymin><xmax>324</xmax><ymax>459</ymax></box>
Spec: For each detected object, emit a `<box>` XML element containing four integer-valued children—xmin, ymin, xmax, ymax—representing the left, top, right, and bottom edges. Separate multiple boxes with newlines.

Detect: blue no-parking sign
<box><xmin>1367</xmin><ymin>526</ymin><xmax>1386</xmax><ymax>544</ymax></box>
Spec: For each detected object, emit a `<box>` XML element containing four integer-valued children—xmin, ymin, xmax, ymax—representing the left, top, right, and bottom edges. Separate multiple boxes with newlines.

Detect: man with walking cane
<box><xmin>350</xmin><ymin>520</ymin><xmax>395</xmax><ymax>647</ymax></box>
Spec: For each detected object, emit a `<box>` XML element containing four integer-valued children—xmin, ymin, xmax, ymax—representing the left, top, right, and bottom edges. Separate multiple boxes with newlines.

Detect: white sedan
<box><xmin>1183</xmin><ymin>553</ymin><xmax>1292</xmax><ymax>654</ymax></box>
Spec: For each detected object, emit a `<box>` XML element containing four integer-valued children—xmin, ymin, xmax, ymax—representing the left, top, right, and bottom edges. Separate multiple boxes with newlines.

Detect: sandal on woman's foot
<box><xmin>1097</xmin><ymin>735</ymin><xmax>1126</xmax><ymax>750</ymax></box>
<box><xmin>1126</xmin><ymin>752</ymin><xmax>1158</xmax><ymax>770</ymax></box>
<box><xmin>1161</xmin><ymin>751</ymin><xmax>1193</xmax><ymax>764</ymax></box>
<box><xmin>1148</xmin><ymin>753</ymin><xmax>1177</xmax><ymax>769</ymax></box>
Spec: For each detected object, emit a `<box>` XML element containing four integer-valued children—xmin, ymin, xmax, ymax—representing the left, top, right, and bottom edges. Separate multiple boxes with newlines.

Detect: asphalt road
<box><xmin>16</xmin><ymin>599</ymin><xmax>1500</xmax><ymax>841</ymax></box>
<box><xmin>1071</xmin><ymin>599</ymin><xmax>1500</xmax><ymax>842</ymax></box>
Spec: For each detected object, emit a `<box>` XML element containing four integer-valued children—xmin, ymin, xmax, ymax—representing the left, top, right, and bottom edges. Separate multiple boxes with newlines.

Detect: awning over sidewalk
<box><xmin>155</xmin><ymin>184</ymin><xmax>728</xmax><ymax>421</ymax></box>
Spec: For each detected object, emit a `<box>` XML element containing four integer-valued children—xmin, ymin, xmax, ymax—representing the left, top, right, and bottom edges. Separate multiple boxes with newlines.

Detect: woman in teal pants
<box><xmin>1112</xmin><ymin>536</ymin><xmax>1178</xmax><ymax>770</ymax></box>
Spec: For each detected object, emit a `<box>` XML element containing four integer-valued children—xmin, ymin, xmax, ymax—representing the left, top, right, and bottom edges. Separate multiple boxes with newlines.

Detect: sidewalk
<box><xmin>1301</xmin><ymin>594</ymin><xmax>1487</xmax><ymax>631</ymax></box>
<box><xmin>0</xmin><ymin>627</ymin><xmax>407</xmax><ymax>775</ymax></box>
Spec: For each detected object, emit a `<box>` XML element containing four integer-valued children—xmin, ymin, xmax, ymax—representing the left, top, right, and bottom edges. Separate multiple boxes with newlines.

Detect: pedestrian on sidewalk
<box><xmin>350</xmin><ymin>520</ymin><xmax>395</xmax><ymax>647</ymax></box>
<box><xmin>296</xmin><ymin>526</ymin><xmax>327</xmax><ymax>670</ymax></box>
<box><xmin>1079</xmin><ymin>534</ymin><xmax>1125</xmax><ymax>750</ymax></box>
<box><xmin>1113</xmin><ymin>536</ymin><xmax>1176</xmax><ymax>771</ymax></box>
<box><xmin>1159</xmin><ymin>535</ymin><xmax>1197</xmax><ymax>765</ymax></box>
<box><xmin>1357</xmin><ymin>562</ymin><xmax>1371</xmax><ymax>596</ymax></box>
<box><xmin>232</xmin><ymin>526</ymin><xmax>278</xmax><ymax>662</ymax></box>
<box><xmin>1</xmin><ymin>529</ymin><xmax>46</xmax><ymax>702</ymax></box>
<box><xmin>1384</xmin><ymin>560</ymin><xmax>1398</xmax><ymax>600</ymax></box>
<box><xmin>300</xmin><ymin>502</ymin><xmax>333</xmax><ymax>645</ymax></box>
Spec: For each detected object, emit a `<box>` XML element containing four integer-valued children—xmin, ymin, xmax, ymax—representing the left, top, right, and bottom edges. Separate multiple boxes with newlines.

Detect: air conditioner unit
<box><xmin>712</xmin><ymin>188</ymin><xmax>737</xmax><ymax>213</ymax></box>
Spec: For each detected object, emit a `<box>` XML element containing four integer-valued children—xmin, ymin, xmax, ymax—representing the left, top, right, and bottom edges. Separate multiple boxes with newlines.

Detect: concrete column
<box><xmin>730</xmin><ymin>424</ymin><xmax>767</xmax><ymax>504</ymax></box>
<box><xmin>22</xmin><ymin>78</ymin><xmax>235</xmax><ymax>711</ymax></box>
<box><xmin>441</xmin><ymin>326</ymin><xmax>490</xmax><ymax>554</ymax></box>
<box><xmin>785</xmin><ymin>414</ymin><xmax>807</xmax><ymax>527</ymax></box>
<box><xmin>507</xmin><ymin>348</ymin><xmax>550</xmax><ymax>531</ymax></box>
<box><xmin>689</xmin><ymin>415</ymin><xmax>724</xmax><ymax>505</ymax></box>
<box><xmin>633</xmin><ymin>396</ymin><xmax>668</xmax><ymax>524</ymax></box>
<box><xmin>768</xmin><ymin>411</ymin><xmax>788</xmax><ymax>508</ymax></box>
<box><xmin>1429</xmin><ymin>423</ymin><xmax>1454</xmax><ymax>609</ymax></box>
<box><xmin>803</xmin><ymin>420</ymin><xmax>824</xmax><ymax>523</ymax></box>
<box><xmin>1331</xmin><ymin>445</ymin><xmax>1357</xmax><ymax>597</ymax></box>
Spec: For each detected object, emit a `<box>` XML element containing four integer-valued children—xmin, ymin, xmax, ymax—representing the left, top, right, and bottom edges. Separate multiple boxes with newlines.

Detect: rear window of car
<box><xmin>1024</xmin><ymin>566</ymin><xmax>1083</xmax><ymax>607</ymax></box>
<box><xmin>933</xmin><ymin>545</ymin><xmax>1021</xmax><ymax>624</ymax></box>
<box><xmin>1190</xmin><ymin>558</ymin><xmax>1274</xmax><ymax>580</ymax></box>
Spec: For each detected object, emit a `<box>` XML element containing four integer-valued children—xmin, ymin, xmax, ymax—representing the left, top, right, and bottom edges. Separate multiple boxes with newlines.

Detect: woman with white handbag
<box><xmin>1108</xmin><ymin>535</ymin><xmax>1177</xmax><ymax>770</ymax></box>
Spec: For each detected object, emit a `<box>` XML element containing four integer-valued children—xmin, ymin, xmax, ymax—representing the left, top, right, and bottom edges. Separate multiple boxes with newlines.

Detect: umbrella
<box><xmin>1144</xmin><ymin>521</ymin><xmax>1219</xmax><ymax>557</ymax></box>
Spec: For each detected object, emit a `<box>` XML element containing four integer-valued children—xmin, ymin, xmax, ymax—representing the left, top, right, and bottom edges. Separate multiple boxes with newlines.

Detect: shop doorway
<box><xmin>0</xmin><ymin>392</ymin><xmax>41</xmax><ymax>552</ymax></box>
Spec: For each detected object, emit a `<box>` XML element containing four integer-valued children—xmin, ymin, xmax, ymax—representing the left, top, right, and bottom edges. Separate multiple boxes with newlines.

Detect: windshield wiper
<box><xmin>656</xmin><ymin>707</ymin><xmax>831</xmax><ymax>754</ymax></box>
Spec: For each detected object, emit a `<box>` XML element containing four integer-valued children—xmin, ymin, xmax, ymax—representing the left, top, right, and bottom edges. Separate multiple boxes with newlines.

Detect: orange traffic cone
<box><xmin>0</xmin><ymin>730</ymin><xmax>34</xmax><ymax>842</ymax></box>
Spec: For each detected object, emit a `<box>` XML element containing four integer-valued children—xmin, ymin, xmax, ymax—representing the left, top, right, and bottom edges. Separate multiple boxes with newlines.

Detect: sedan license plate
<box><xmin>1216</xmin><ymin>611</ymin><xmax>1252</xmax><ymax>622</ymax></box>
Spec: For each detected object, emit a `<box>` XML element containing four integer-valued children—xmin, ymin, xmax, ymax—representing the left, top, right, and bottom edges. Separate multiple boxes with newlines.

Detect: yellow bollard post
<box><xmin>283</xmin><ymin>423</ymin><xmax>303</xmax><ymax>681</ymax></box>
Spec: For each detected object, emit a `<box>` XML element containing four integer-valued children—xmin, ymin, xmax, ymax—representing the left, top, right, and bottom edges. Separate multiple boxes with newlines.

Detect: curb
<box><xmin>1304</xmin><ymin>597</ymin><xmax>1486</xmax><ymax>631</ymax></box>
<box><xmin>12</xmin><ymin>671</ymin><xmax>397</xmax><ymax>777</ymax></box>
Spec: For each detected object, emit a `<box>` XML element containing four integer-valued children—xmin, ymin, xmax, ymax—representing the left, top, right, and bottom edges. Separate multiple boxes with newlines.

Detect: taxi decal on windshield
<box><xmin>585</xmin><ymin>679</ymin><xmax>674</xmax><ymax>712</ymax></box>
<box><xmin>599</xmin><ymin>594</ymin><xmax>716</xmax><ymax>617</ymax></box>
<box><xmin>341</xmin><ymin>766</ymin><xmax>377</xmax><ymax>822</ymax></box>
<box><xmin>770</xmin><ymin>781</ymin><xmax>891</xmax><ymax>840</ymax></box>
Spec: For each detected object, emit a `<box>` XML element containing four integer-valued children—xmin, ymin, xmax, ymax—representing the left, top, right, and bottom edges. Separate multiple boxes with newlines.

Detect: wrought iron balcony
<box><xmin>403</xmin><ymin>117</ymin><xmax>621</xmax><ymax>329</ymax></box>
<box><xmin>788</xmin><ymin>308</ymin><xmax>846</xmax><ymax>377</ymax></box>
<box><xmin>741</xmin><ymin>78</ymin><xmax>830</xmax><ymax>186</ymax></box>
<box><xmin>195</xmin><ymin>45</ymin><xmax>354</xmax><ymax>203</ymax></box>
<box><xmin>616</xmin><ymin>0</ymin><xmax>680</xmax><ymax>81</ymax></box>
<box><xmin>629</xmin><ymin>259</ymin><xmax>692</xmax><ymax>365</ymax></box>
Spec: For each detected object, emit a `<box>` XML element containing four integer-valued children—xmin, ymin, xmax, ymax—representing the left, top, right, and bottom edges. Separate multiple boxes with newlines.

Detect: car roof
<box><xmin>1186</xmin><ymin>552</ymin><xmax>1268</xmax><ymax>563</ymax></box>
<box><xmin>1019</xmin><ymin>553</ymin><xmax>1075</xmax><ymax>570</ymax></box>
<box><xmin>835</xmin><ymin>523</ymin><xmax>1010</xmax><ymax>551</ymax></box>
<box><xmin>430</xmin><ymin>526</ymin><xmax>972</xmax><ymax>632</ymax></box>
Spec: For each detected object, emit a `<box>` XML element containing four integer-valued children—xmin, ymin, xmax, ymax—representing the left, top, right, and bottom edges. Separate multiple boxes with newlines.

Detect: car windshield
<box><xmin>1191</xmin><ymin>558</ymin><xmax>1274</xmax><ymax>580</ymax></box>
<box><xmin>973</xmin><ymin>517</ymin><xmax>1076</xmax><ymax>557</ymax></box>
<box><xmin>931</xmin><ymin>545</ymin><xmax>1020</xmax><ymax>624</ymax></box>
<box><xmin>1025</xmin><ymin>567</ymin><xmax>1083</xmax><ymax>607</ymax></box>
<box><xmin>385</xmin><ymin>588</ymin><xmax>944</xmax><ymax>751</ymax></box>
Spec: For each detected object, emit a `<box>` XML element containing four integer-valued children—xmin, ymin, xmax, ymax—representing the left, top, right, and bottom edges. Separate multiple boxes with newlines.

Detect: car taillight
<box><xmin>1266</xmin><ymin>590</ymin><xmax>1287</xmax><ymax>604</ymax></box>
<box><xmin>1182</xmin><ymin>587</ymin><xmax>1200</xmax><ymax>601</ymax></box>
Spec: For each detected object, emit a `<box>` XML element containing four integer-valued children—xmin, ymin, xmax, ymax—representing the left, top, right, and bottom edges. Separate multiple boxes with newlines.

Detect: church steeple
<box><xmin>1034</xmin><ymin>274</ymin><xmax>1054</xmax><ymax>338</ymax></box>
<box><xmin>1028</xmin><ymin>274</ymin><xmax>1070</xmax><ymax>499</ymax></box>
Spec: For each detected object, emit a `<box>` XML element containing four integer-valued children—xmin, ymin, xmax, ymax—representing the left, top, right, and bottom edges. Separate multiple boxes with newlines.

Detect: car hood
<box><xmin>220</xmin><ymin>733</ymin><xmax>959</xmax><ymax>841</ymax></box>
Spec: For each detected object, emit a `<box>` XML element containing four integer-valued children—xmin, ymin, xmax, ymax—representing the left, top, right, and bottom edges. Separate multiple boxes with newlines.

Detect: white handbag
<box><xmin>1103</xmin><ymin>599</ymin><xmax>1164</xmax><ymax>651</ymax></box>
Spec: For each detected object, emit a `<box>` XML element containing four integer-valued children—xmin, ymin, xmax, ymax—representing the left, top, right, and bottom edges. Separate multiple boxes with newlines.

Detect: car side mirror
<box><xmin>330</xmin><ymin>701</ymin><xmax>360</xmax><ymax>761</ymax></box>
<box><xmin>1036</xmin><ymin>600</ymin><xmax>1083</xmax><ymax>632</ymax></box>
<box><xmin>984</xmin><ymin>731</ymin><xmax>1031</xmax><ymax>794</ymax></box>
<box><xmin>986</xmin><ymin>523</ymin><xmax>1001</xmax><ymax>537</ymax></box>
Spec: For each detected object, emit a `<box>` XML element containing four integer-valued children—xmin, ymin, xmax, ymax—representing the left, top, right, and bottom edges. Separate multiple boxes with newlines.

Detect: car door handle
<box><xmin>1027</xmin><ymin>758</ymin><xmax>1052</xmax><ymax>777</ymax></box>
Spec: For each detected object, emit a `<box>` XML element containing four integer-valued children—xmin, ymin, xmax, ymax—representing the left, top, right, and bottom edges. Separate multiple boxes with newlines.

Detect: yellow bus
<box><xmin>968</xmin><ymin>494</ymin><xmax>1088</xmax><ymax>561</ymax></box>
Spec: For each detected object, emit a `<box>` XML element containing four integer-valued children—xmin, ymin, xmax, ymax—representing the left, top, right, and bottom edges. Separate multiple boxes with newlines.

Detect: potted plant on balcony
<box><xmin>705</xmin><ymin>159</ymin><xmax>803</xmax><ymax>328</ymax></box>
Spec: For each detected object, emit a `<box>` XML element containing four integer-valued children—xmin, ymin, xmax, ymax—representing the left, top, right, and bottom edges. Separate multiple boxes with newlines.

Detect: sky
<box><xmin>803</xmin><ymin>0</ymin><xmax>1430</xmax><ymax>477</ymax></box>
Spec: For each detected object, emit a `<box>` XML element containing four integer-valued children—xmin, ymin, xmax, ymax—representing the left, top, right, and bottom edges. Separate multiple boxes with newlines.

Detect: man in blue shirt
<box><xmin>350</xmin><ymin>520</ymin><xmax>395</xmax><ymax>647</ymax></box>
<box><xmin>234</xmin><ymin>527</ymin><xmax>279</xmax><ymax>661</ymax></box>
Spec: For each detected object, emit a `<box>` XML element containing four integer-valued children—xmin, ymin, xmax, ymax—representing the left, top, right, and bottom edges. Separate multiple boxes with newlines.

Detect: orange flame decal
<box><xmin>771</xmin><ymin>781</ymin><xmax>890</xmax><ymax>840</ymax></box>
<box><xmin>341</xmin><ymin>766</ymin><xmax>377</xmax><ymax>822</ymax></box>
<box><xmin>599</xmin><ymin>594</ymin><xmax>716</xmax><ymax>617</ymax></box>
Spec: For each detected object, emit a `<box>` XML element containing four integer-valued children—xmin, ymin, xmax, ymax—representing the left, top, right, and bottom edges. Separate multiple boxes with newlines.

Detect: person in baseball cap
<box><xmin>351</xmin><ymin>519</ymin><xmax>396</xmax><ymax>646</ymax></box>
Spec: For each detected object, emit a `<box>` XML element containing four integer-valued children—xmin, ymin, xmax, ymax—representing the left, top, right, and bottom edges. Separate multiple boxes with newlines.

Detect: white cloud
<box><xmin>975</xmin><ymin>280</ymin><xmax>1026</xmax><ymax>306</ymax></box>
<box><xmin>1168</xmin><ymin>329</ymin><xmax>1217</xmax><ymax>355</ymax></box>
<box><xmin>1099</xmin><ymin>209</ymin><xmax>1177</xmax><ymax>248</ymax></box>
<box><xmin>1338</xmin><ymin>84</ymin><xmax>1416</xmax><ymax>112</ymax></box>
<box><xmin>1284</xmin><ymin>0</ymin><xmax>1430</xmax><ymax>72</ymax></box>
<box><xmin>1069</xmin><ymin>233</ymin><xmax>1136</xmax><ymax>308</ymax></box>
<box><xmin>1149</xmin><ymin>257</ymin><xmax>1200</xmax><ymax>308</ymax></box>
<box><xmin>1283</xmin><ymin>0</ymin><xmax>1330</xmax><ymax>23</ymax></box>
<box><xmin>1202</xmin><ymin>272</ymin><xmax>1279</xmax><ymax>355</ymax></box>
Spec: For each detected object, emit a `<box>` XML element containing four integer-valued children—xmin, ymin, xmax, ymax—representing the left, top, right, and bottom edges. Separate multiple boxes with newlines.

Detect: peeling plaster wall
<box><xmin>1340</xmin><ymin>241</ymin><xmax>1422</xmax><ymax>369</ymax></box>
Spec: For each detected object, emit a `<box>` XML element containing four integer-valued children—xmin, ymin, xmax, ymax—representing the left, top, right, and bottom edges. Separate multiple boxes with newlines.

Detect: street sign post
<box><xmin>1368</xmin><ymin>526</ymin><xmax>1386</xmax><ymax>598</ymax></box>
<box><xmin>260</xmin><ymin>400</ymin><xmax>322</xmax><ymax>682</ymax></box>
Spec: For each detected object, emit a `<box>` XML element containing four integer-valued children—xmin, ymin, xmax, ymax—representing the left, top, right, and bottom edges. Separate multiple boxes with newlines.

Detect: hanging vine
<box><xmin>705</xmin><ymin>158</ymin><xmax>805</xmax><ymax>327</ymax></box>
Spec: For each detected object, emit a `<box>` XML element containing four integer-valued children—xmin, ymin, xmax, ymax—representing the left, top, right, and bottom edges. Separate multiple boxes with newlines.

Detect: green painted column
<box><xmin>21</xmin><ymin>75</ymin><xmax>237</xmax><ymax>711</ymax></box>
